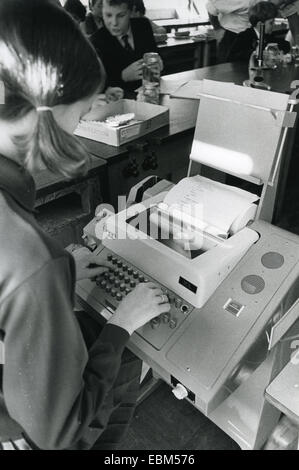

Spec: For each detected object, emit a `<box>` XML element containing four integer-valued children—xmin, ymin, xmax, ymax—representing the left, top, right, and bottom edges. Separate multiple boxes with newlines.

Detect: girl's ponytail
<box><xmin>0</xmin><ymin>0</ymin><xmax>103</xmax><ymax>178</ymax></box>
<box><xmin>27</xmin><ymin>110</ymin><xmax>89</xmax><ymax>178</ymax></box>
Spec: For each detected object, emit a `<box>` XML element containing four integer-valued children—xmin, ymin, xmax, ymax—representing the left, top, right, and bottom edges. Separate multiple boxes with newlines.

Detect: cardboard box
<box><xmin>74</xmin><ymin>99</ymin><xmax>169</xmax><ymax>147</ymax></box>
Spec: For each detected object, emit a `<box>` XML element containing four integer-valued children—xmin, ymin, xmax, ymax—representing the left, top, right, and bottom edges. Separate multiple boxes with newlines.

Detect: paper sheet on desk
<box><xmin>160</xmin><ymin>78</ymin><xmax>190</xmax><ymax>96</ymax></box>
<box><xmin>163</xmin><ymin>176</ymin><xmax>259</xmax><ymax>237</ymax></box>
<box><xmin>170</xmin><ymin>80</ymin><xmax>236</xmax><ymax>100</ymax></box>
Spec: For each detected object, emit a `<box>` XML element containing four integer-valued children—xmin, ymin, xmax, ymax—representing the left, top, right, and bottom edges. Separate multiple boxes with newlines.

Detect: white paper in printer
<box><xmin>162</xmin><ymin>175</ymin><xmax>259</xmax><ymax>238</ymax></box>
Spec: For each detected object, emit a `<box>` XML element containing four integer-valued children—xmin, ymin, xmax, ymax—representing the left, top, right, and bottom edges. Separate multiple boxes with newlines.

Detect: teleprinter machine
<box><xmin>76</xmin><ymin>81</ymin><xmax>299</xmax><ymax>449</ymax></box>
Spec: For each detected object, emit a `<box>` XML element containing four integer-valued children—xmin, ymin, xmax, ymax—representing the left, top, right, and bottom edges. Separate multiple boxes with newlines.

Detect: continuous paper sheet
<box><xmin>163</xmin><ymin>176</ymin><xmax>259</xmax><ymax>237</ymax></box>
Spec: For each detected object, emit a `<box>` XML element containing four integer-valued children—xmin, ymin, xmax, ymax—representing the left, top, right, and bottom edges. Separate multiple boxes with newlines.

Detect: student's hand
<box><xmin>121</xmin><ymin>59</ymin><xmax>144</xmax><ymax>82</ymax></box>
<box><xmin>82</xmin><ymin>94</ymin><xmax>107</xmax><ymax>121</ymax></box>
<box><xmin>158</xmin><ymin>55</ymin><xmax>164</xmax><ymax>72</ymax></box>
<box><xmin>71</xmin><ymin>246</ymin><xmax>110</xmax><ymax>281</ymax></box>
<box><xmin>108</xmin><ymin>283</ymin><xmax>171</xmax><ymax>335</ymax></box>
<box><xmin>105</xmin><ymin>87</ymin><xmax>124</xmax><ymax>102</ymax></box>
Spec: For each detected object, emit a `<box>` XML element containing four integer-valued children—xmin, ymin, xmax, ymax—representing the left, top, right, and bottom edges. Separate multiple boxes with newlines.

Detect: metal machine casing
<box><xmin>76</xmin><ymin>81</ymin><xmax>299</xmax><ymax>449</ymax></box>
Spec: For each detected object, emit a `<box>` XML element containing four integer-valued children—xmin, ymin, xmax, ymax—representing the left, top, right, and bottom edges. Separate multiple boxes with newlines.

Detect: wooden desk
<box><xmin>80</xmin><ymin>95</ymin><xmax>199</xmax><ymax>207</ymax></box>
<box><xmin>80</xmin><ymin>63</ymin><xmax>299</xmax><ymax>220</ymax></box>
<box><xmin>266</xmin><ymin>360</ymin><xmax>299</xmax><ymax>450</ymax></box>
<box><xmin>266</xmin><ymin>359</ymin><xmax>299</xmax><ymax>427</ymax></box>
<box><xmin>154</xmin><ymin>17</ymin><xmax>210</xmax><ymax>33</ymax></box>
<box><xmin>158</xmin><ymin>35</ymin><xmax>216</xmax><ymax>74</ymax></box>
<box><xmin>33</xmin><ymin>155</ymin><xmax>107</xmax><ymax>246</ymax></box>
<box><xmin>164</xmin><ymin>61</ymin><xmax>299</xmax><ymax>93</ymax></box>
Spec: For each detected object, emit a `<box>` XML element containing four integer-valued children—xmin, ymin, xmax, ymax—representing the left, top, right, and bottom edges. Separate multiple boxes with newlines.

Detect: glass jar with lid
<box><xmin>141</xmin><ymin>52</ymin><xmax>161</xmax><ymax>104</ymax></box>
<box><xmin>263</xmin><ymin>43</ymin><xmax>281</xmax><ymax>69</ymax></box>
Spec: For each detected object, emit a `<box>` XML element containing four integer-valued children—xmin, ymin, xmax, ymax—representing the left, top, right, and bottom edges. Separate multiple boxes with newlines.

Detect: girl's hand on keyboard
<box><xmin>109</xmin><ymin>283</ymin><xmax>170</xmax><ymax>335</ymax></box>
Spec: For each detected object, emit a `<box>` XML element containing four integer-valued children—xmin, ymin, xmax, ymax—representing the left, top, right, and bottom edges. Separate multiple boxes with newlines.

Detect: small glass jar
<box><xmin>141</xmin><ymin>52</ymin><xmax>161</xmax><ymax>105</ymax></box>
<box><xmin>264</xmin><ymin>43</ymin><xmax>281</xmax><ymax>69</ymax></box>
<box><xmin>291</xmin><ymin>45</ymin><xmax>299</xmax><ymax>66</ymax></box>
<box><xmin>143</xmin><ymin>52</ymin><xmax>161</xmax><ymax>86</ymax></box>
<box><xmin>138</xmin><ymin>83</ymin><xmax>160</xmax><ymax>105</ymax></box>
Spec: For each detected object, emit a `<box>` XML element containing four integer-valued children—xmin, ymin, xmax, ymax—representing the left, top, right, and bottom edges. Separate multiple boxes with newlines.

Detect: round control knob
<box><xmin>139</xmin><ymin>275</ymin><xmax>145</xmax><ymax>282</ymax></box>
<box><xmin>120</xmin><ymin>283</ymin><xmax>126</xmax><ymax>292</ymax></box>
<box><xmin>130</xmin><ymin>281</ymin><xmax>136</xmax><ymax>288</ymax></box>
<box><xmin>117</xmin><ymin>260</ymin><xmax>122</xmax><ymax>268</ymax></box>
<box><xmin>100</xmin><ymin>280</ymin><xmax>107</xmax><ymax>289</ymax></box>
<box><xmin>104</xmin><ymin>272</ymin><xmax>110</xmax><ymax>280</ymax></box>
<box><xmin>124</xmin><ymin>276</ymin><xmax>130</xmax><ymax>284</ymax></box>
<box><xmin>127</xmin><ymin>268</ymin><xmax>133</xmax><ymax>275</ymax></box>
<box><xmin>122</xmin><ymin>263</ymin><xmax>128</xmax><ymax>271</ymax></box>
<box><xmin>119</xmin><ymin>273</ymin><xmax>125</xmax><ymax>280</ymax></box>
<box><xmin>261</xmin><ymin>252</ymin><xmax>284</xmax><ymax>270</ymax></box>
<box><xmin>162</xmin><ymin>313</ymin><xmax>170</xmax><ymax>324</ymax></box>
<box><xmin>150</xmin><ymin>318</ymin><xmax>161</xmax><ymax>330</ymax></box>
<box><xmin>114</xmin><ymin>280</ymin><xmax>120</xmax><ymax>288</ymax></box>
<box><xmin>111</xmin><ymin>289</ymin><xmax>117</xmax><ymax>298</ymax></box>
<box><xmin>125</xmin><ymin>288</ymin><xmax>131</xmax><ymax>295</ymax></box>
<box><xmin>107</xmin><ymin>254</ymin><xmax>113</xmax><ymax>262</ymax></box>
<box><xmin>181</xmin><ymin>305</ymin><xmax>189</xmax><ymax>314</ymax></box>
<box><xmin>133</xmin><ymin>271</ymin><xmax>139</xmax><ymax>279</ymax></box>
<box><xmin>116</xmin><ymin>293</ymin><xmax>123</xmax><ymax>302</ymax></box>
<box><xmin>172</xmin><ymin>383</ymin><xmax>188</xmax><ymax>401</ymax></box>
<box><xmin>241</xmin><ymin>275</ymin><xmax>265</xmax><ymax>295</ymax></box>
<box><xmin>109</xmin><ymin>275</ymin><xmax>115</xmax><ymax>283</ymax></box>
<box><xmin>105</xmin><ymin>286</ymin><xmax>111</xmax><ymax>294</ymax></box>
<box><xmin>111</xmin><ymin>257</ymin><xmax>117</xmax><ymax>265</ymax></box>
<box><xmin>169</xmin><ymin>318</ymin><xmax>178</xmax><ymax>329</ymax></box>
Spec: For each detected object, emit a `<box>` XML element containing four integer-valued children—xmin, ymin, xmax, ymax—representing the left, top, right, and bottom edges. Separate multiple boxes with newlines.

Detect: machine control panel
<box><xmin>79</xmin><ymin>247</ymin><xmax>194</xmax><ymax>350</ymax></box>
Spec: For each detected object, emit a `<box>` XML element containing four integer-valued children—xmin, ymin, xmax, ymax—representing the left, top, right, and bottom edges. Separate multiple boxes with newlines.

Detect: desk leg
<box><xmin>203</xmin><ymin>40</ymin><xmax>216</xmax><ymax>67</ymax></box>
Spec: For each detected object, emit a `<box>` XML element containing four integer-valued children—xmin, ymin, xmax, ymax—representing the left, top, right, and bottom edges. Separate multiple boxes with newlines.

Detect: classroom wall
<box><xmin>75</xmin><ymin>0</ymin><xmax>209</xmax><ymax>18</ymax></box>
<box><xmin>144</xmin><ymin>0</ymin><xmax>208</xmax><ymax>18</ymax></box>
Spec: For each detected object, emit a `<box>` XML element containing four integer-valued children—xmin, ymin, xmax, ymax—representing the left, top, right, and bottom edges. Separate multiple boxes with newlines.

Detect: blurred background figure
<box><xmin>226</xmin><ymin>1</ymin><xmax>290</xmax><ymax>62</ymax></box>
<box><xmin>131</xmin><ymin>0</ymin><xmax>167</xmax><ymax>38</ymax></box>
<box><xmin>64</xmin><ymin>0</ymin><xmax>86</xmax><ymax>23</ymax></box>
<box><xmin>81</xmin><ymin>0</ymin><xmax>104</xmax><ymax>36</ymax></box>
<box><xmin>206</xmin><ymin>0</ymin><xmax>251</xmax><ymax>63</ymax></box>
<box><xmin>91</xmin><ymin>0</ymin><xmax>162</xmax><ymax>93</ymax></box>
<box><xmin>271</xmin><ymin>0</ymin><xmax>299</xmax><ymax>44</ymax></box>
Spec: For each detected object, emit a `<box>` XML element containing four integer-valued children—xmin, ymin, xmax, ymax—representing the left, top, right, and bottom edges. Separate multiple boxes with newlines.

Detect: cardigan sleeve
<box><xmin>1</xmin><ymin>256</ymin><xmax>130</xmax><ymax>450</ymax></box>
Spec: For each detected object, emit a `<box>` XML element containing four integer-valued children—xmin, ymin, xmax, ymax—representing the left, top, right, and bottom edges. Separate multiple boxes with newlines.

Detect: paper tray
<box><xmin>74</xmin><ymin>99</ymin><xmax>169</xmax><ymax>147</ymax></box>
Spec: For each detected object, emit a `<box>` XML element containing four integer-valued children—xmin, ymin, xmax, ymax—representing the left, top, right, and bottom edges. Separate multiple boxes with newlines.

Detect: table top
<box><xmin>80</xmin><ymin>62</ymin><xmax>299</xmax><ymax>164</ymax></box>
<box><xmin>163</xmin><ymin>62</ymin><xmax>299</xmax><ymax>94</ymax></box>
<box><xmin>158</xmin><ymin>34</ymin><xmax>215</xmax><ymax>50</ymax></box>
<box><xmin>80</xmin><ymin>95</ymin><xmax>199</xmax><ymax>164</ymax></box>
<box><xmin>34</xmin><ymin>154</ymin><xmax>107</xmax><ymax>197</ymax></box>
<box><xmin>155</xmin><ymin>17</ymin><xmax>210</xmax><ymax>30</ymax></box>
<box><xmin>266</xmin><ymin>359</ymin><xmax>299</xmax><ymax>426</ymax></box>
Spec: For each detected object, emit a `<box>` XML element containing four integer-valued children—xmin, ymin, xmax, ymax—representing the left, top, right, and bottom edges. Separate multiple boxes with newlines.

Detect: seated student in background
<box><xmin>91</xmin><ymin>0</ymin><xmax>163</xmax><ymax>93</ymax></box>
<box><xmin>206</xmin><ymin>0</ymin><xmax>251</xmax><ymax>64</ymax></box>
<box><xmin>226</xmin><ymin>1</ymin><xmax>290</xmax><ymax>63</ymax></box>
<box><xmin>81</xmin><ymin>0</ymin><xmax>104</xmax><ymax>36</ymax></box>
<box><xmin>272</xmin><ymin>0</ymin><xmax>299</xmax><ymax>45</ymax></box>
<box><xmin>131</xmin><ymin>0</ymin><xmax>167</xmax><ymax>37</ymax></box>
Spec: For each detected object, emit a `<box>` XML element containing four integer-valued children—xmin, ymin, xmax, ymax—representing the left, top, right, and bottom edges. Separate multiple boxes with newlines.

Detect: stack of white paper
<box><xmin>162</xmin><ymin>176</ymin><xmax>259</xmax><ymax>238</ymax></box>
